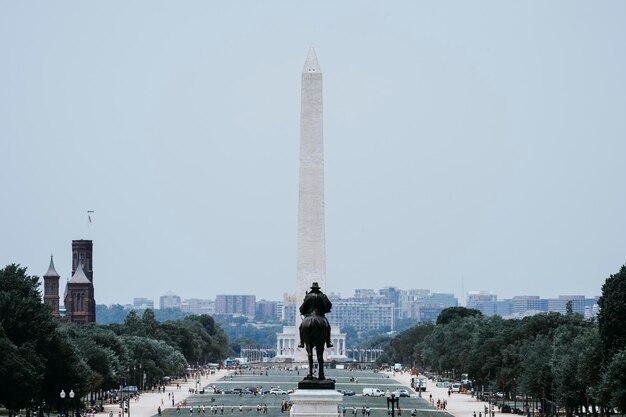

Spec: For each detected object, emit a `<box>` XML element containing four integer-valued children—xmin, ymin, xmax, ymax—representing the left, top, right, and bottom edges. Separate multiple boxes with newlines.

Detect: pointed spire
<box><xmin>68</xmin><ymin>258</ymin><xmax>90</xmax><ymax>284</ymax></box>
<box><xmin>44</xmin><ymin>254</ymin><xmax>60</xmax><ymax>278</ymax></box>
<box><xmin>302</xmin><ymin>47</ymin><xmax>321</xmax><ymax>74</ymax></box>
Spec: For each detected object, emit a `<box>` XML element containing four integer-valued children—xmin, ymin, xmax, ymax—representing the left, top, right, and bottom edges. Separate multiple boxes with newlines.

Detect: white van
<box><xmin>412</xmin><ymin>377</ymin><xmax>428</xmax><ymax>392</ymax></box>
<box><xmin>362</xmin><ymin>388</ymin><xmax>385</xmax><ymax>397</ymax></box>
<box><xmin>451</xmin><ymin>383</ymin><xmax>462</xmax><ymax>393</ymax></box>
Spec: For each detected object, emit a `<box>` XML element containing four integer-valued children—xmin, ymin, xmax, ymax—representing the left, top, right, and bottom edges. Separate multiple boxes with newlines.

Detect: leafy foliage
<box><xmin>382</xmin><ymin>263</ymin><xmax>626</xmax><ymax>416</ymax></box>
<box><xmin>0</xmin><ymin>263</ymin><xmax>231</xmax><ymax>416</ymax></box>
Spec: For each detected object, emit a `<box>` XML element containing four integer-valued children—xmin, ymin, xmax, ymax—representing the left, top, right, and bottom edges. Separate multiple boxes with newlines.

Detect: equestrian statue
<box><xmin>298</xmin><ymin>282</ymin><xmax>333</xmax><ymax>381</ymax></box>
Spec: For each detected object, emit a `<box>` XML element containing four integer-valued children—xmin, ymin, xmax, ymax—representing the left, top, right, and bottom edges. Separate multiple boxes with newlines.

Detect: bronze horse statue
<box><xmin>300</xmin><ymin>311</ymin><xmax>329</xmax><ymax>380</ymax></box>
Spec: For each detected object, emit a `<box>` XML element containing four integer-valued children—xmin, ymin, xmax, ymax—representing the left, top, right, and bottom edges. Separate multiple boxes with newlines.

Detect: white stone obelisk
<box><xmin>296</xmin><ymin>47</ymin><xmax>326</xmax><ymax>331</ymax></box>
<box><xmin>275</xmin><ymin>49</ymin><xmax>346</xmax><ymax>362</ymax></box>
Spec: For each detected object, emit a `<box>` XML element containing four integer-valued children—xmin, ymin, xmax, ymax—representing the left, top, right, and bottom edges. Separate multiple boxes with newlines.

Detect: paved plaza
<box><xmin>98</xmin><ymin>368</ymin><xmax>494</xmax><ymax>417</ymax></box>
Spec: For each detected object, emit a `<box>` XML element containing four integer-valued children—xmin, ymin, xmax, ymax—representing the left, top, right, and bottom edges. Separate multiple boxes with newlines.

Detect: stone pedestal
<box><xmin>290</xmin><ymin>389</ymin><xmax>343</xmax><ymax>417</ymax></box>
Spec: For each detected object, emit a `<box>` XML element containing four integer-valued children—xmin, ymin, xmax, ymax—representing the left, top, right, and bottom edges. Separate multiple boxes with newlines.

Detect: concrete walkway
<box><xmin>99</xmin><ymin>370</ymin><xmax>230</xmax><ymax>417</ymax></box>
<box><xmin>384</xmin><ymin>371</ymin><xmax>494</xmax><ymax>417</ymax></box>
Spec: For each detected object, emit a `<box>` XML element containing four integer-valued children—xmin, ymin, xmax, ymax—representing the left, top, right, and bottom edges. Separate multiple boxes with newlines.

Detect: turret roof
<box><xmin>68</xmin><ymin>259</ymin><xmax>91</xmax><ymax>284</ymax></box>
<box><xmin>44</xmin><ymin>255</ymin><xmax>60</xmax><ymax>278</ymax></box>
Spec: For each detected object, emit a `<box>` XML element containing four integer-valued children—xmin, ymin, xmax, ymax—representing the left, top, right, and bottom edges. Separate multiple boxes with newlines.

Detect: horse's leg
<box><xmin>317</xmin><ymin>343</ymin><xmax>325</xmax><ymax>380</ymax></box>
<box><xmin>307</xmin><ymin>344</ymin><xmax>314</xmax><ymax>378</ymax></box>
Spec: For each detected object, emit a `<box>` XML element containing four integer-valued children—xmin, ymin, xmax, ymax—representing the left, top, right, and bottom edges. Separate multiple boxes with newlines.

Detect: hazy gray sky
<box><xmin>2</xmin><ymin>1</ymin><xmax>625</xmax><ymax>306</ymax></box>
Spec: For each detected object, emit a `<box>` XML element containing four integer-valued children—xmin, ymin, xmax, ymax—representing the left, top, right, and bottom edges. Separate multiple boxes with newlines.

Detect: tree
<box><xmin>0</xmin><ymin>327</ymin><xmax>44</xmax><ymax>417</ymax></box>
<box><xmin>386</xmin><ymin>323</ymin><xmax>433</xmax><ymax>366</ymax></box>
<box><xmin>0</xmin><ymin>265</ymin><xmax>56</xmax><ymax>416</ymax></box>
<box><xmin>436</xmin><ymin>306</ymin><xmax>482</xmax><ymax>325</ymax></box>
<box><xmin>598</xmin><ymin>264</ymin><xmax>626</xmax><ymax>358</ymax></box>
<box><xmin>601</xmin><ymin>348</ymin><xmax>626</xmax><ymax>413</ymax></box>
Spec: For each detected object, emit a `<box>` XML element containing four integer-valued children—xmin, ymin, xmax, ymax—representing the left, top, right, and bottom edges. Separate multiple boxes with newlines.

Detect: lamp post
<box><xmin>60</xmin><ymin>390</ymin><xmax>75</xmax><ymax>417</ymax></box>
<box><xmin>69</xmin><ymin>389</ymin><xmax>75</xmax><ymax>417</ymax></box>
<box><xmin>387</xmin><ymin>393</ymin><xmax>400</xmax><ymax>417</ymax></box>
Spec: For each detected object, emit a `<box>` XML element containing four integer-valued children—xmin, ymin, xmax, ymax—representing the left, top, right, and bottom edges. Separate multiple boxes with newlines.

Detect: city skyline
<box><xmin>121</xmin><ymin>285</ymin><xmax>599</xmax><ymax>309</ymax></box>
<box><xmin>2</xmin><ymin>2</ymin><xmax>625</xmax><ymax>305</ymax></box>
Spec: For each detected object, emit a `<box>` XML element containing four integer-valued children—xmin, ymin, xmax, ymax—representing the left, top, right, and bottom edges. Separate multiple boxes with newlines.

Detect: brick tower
<box><xmin>72</xmin><ymin>240</ymin><xmax>93</xmax><ymax>283</ymax></box>
<box><xmin>43</xmin><ymin>255</ymin><xmax>60</xmax><ymax>317</ymax></box>
<box><xmin>64</xmin><ymin>258</ymin><xmax>96</xmax><ymax>324</ymax></box>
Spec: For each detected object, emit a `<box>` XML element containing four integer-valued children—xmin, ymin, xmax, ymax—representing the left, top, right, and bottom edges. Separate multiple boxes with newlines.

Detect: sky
<box><xmin>1</xmin><ymin>1</ymin><xmax>625</xmax><ymax>306</ymax></box>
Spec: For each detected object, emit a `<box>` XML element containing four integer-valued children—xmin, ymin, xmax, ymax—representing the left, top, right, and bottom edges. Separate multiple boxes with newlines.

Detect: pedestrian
<box><xmin>362</xmin><ymin>407</ymin><xmax>366</xmax><ymax>416</ymax></box>
<box><xmin>239</xmin><ymin>405</ymin><xmax>243</xmax><ymax>414</ymax></box>
<box><xmin>366</xmin><ymin>407</ymin><xmax>371</xmax><ymax>416</ymax></box>
<box><xmin>352</xmin><ymin>407</ymin><xmax>357</xmax><ymax>417</ymax></box>
<box><xmin>177</xmin><ymin>406</ymin><xmax>181</xmax><ymax>414</ymax></box>
<box><xmin>158</xmin><ymin>406</ymin><xmax>162</xmax><ymax>417</ymax></box>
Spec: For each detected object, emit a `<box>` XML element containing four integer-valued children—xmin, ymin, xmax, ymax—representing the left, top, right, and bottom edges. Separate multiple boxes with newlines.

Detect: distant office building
<box><xmin>379</xmin><ymin>287</ymin><xmax>402</xmax><ymax>325</ymax></box>
<box><xmin>181</xmin><ymin>298</ymin><xmax>214</xmax><ymax>315</ymax></box>
<box><xmin>495</xmin><ymin>300</ymin><xmax>514</xmax><ymax>316</ymax></box>
<box><xmin>330</xmin><ymin>301</ymin><xmax>395</xmax><ymax>332</ymax></box>
<box><xmin>546</xmin><ymin>295</ymin><xmax>586</xmax><ymax>314</ymax></box>
<box><xmin>354</xmin><ymin>289</ymin><xmax>385</xmax><ymax>302</ymax></box>
<box><xmin>401</xmin><ymin>290</ymin><xmax>458</xmax><ymax>320</ymax></box>
<box><xmin>426</xmin><ymin>293</ymin><xmax>458</xmax><ymax>307</ymax></box>
<box><xmin>215</xmin><ymin>295</ymin><xmax>256</xmax><ymax>318</ymax></box>
<box><xmin>399</xmin><ymin>289</ymin><xmax>431</xmax><ymax>318</ymax></box>
<box><xmin>160</xmin><ymin>292</ymin><xmax>181</xmax><ymax>310</ymax></box>
<box><xmin>256</xmin><ymin>300</ymin><xmax>279</xmax><ymax>321</ymax></box>
<box><xmin>283</xmin><ymin>304</ymin><xmax>297</xmax><ymax>324</ymax></box>
<box><xmin>379</xmin><ymin>287</ymin><xmax>402</xmax><ymax>306</ymax></box>
<box><xmin>280</xmin><ymin>293</ymin><xmax>297</xmax><ymax>323</ymax></box>
<box><xmin>133</xmin><ymin>297</ymin><xmax>154</xmax><ymax>310</ymax></box>
<box><xmin>512</xmin><ymin>296</ymin><xmax>547</xmax><ymax>314</ymax></box>
<box><xmin>467</xmin><ymin>291</ymin><xmax>497</xmax><ymax>308</ymax></box>
<box><xmin>471</xmin><ymin>299</ymin><xmax>513</xmax><ymax>317</ymax></box>
<box><xmin>414</xmin><ymin>305</ymin><xmax>446</xmax><ymax>323</ymax></box>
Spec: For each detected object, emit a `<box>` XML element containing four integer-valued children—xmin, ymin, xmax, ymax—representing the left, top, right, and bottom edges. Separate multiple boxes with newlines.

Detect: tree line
<box><xmin>381</xmin><ymin>264</ymin><xmax>626</xmax><ymax>416</ymax></box>
<box><xmin>0</xmin><ymin>264</ymin><xmax>232</xmax><ymax>417</ymax></box>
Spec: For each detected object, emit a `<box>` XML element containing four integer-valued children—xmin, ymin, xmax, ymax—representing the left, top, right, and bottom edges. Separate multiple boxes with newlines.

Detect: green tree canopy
<box><xmin>436</xmin><ymin>306</ymin><xmax>482</xmax><ymax>325</ymax></box>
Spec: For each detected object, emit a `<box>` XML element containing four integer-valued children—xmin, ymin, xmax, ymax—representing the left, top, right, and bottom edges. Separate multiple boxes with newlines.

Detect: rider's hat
<box><xmin>310</xmin><ymin>282</ymin><xmax>321</xmax><ymax>290</ymax></box>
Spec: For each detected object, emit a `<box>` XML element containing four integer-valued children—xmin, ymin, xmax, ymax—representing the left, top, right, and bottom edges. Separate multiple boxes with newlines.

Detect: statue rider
<box><xmin>298</xmin><ymin>282</ymin><xmax>334</xmax><ymax>349</ymax></box>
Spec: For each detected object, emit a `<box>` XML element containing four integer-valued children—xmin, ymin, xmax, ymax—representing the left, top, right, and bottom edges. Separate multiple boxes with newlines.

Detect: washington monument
<box><xmin>296</xmin><ymin>47</ymin><xmax>326</xmax><ymax>317</ymax></box>
<box><xmin>274</xmin><ymin>48</ymin><xmax>346</xmax><ymax>361</ymax></box>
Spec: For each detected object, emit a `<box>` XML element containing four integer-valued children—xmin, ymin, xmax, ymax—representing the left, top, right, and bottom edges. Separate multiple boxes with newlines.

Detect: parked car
<box><xmin>391</xmin><ymin>389</ymin><xmax>410</xmax><ymax>397</ymax></box>
<box><xmin>362</xmin><ymin>388</ymin><xmax>385</xmax><ymax>397</ymax></box>
<box><xmin>337</xmin><ymin>389</ymin><xmax>356</xmax><ymax>396</ymax></box>
<box><xmin>220</xmin><ymin>388</ymin><xmax>237</xmax><ymax>394</ymax></box>
<box><xmin>270</xmin><ymin>388</ymin><xmax>288</xmax><ymax>395</ymax></box>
